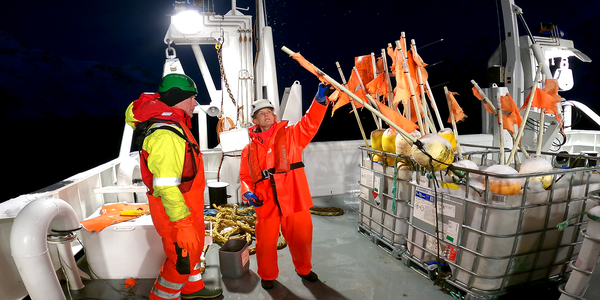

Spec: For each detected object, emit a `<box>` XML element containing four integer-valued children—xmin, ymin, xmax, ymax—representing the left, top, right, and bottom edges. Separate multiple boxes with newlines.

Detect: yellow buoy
<box><xmin>438</xmin><ymin>128</ymin><xmax>457</xmax><ymax>151</ymax></box>
<box><xmin>370</xmin><ymin>129</ymin><xmax>385</xmax><ymax>162</ymax></box>
<box><xmin>411</xmin><ymin>134</ymin><xmax>455</xmax><ymax>171</ymax></box>
<box><xmin>382</xmin><ymin>128</ymin><xmax>397</xmax><ymax>166</ymax></box>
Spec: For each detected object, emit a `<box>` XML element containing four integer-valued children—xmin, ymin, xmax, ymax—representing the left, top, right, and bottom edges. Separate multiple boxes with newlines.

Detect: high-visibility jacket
<box><xmin>240</xmin><ymin>99</ymin><xmax>327</xmax><ymax>218</ymax></box>
<box><xmin>126</xmin><ymin>93</ymin><xmax>207</xmax><ymax>298</ymax></box>
<box><xmin>126</xmin><ymin>93</ymin><xmax>203</xmax><ymax>222</ymax></box>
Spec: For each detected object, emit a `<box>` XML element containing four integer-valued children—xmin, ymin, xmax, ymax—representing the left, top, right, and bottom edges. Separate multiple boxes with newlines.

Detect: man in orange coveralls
<box><xmin>125</xmin><ymin>74</ymin><xmax>222</xmax><ymax>299</ymax></box>
<box><xmin>239</xmin><ymin>83</ymin><xmax>331</xmax><ymax>289</ymax></box>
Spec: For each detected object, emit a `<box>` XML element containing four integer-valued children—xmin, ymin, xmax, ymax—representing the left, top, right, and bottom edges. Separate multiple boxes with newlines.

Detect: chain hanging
<box><xmin>215</xmin><ymin>40</ymin><xmax>241</xmax><ymax>124</ymax></box>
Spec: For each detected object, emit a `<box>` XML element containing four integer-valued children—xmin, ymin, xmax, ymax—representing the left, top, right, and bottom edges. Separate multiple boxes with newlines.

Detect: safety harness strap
<box><xmin>257</xmin><ymin>162</ymin><xmax>305</xmax><ymax>183</ymax></box>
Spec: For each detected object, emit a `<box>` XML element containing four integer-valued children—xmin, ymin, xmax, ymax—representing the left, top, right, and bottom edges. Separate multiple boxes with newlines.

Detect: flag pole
<box><xmin>336</xmin><ymin>61</ymin><xmax>370</xmax><ymax>149</ymax></box>
<box><xmin>495</xmin><ymin>87</ymin><xmax>505</xmax><ymax>165</ymax></box>
<box><xmin>281</xmin><ymin>46</ymin><xmax>418</xmax><ymax>145</ymax></box>
<box><xmin>471</xmin><ymin>80</ymin><xmax>497</xmax><ymax>114</ymax></box>
<box><xmin>380</xmin><ymin>48</ymin><xmax>395</xmax><ymax>110</ymax></box>
<box><xmin>353</xmin><ymin>67</ymin><xmax>382</xmax><ymax>129</ymax></box>
<box><xmin>472</xmin><ymin>79</ymin><xmax>530</xmax><ymax>160</ymax></box>
<box><xmin>411</xmin><ymin>39</ymin><xmax>437</xmax><ymax>133</ymax></box>
<box><xmin>396</xmin><ymin>40</ymin><xmax>425</xmax><ymax>135</ymax></box>
<box><xmin>507</xmin><ymin>63</ymin><xmax>543</xmax><ymax>165</ymax></box>
<box><xmin>536</xmin><ymin>109</ymin><xmax>545</xmax><ymax>156</ymax></box>
<box><xmin>444</xmin><ymin>87</ymin><xmax>463</xmax><ymax>160</ymax></box>
<box><xmin>392</xmin><ymin>43</ymin><xmax>410</xmax><ymax>120</ymax></box>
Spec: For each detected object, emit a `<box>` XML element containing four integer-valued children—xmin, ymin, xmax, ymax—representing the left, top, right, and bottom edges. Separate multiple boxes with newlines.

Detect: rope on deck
<box><xmin>310</xmin><ymin>206</ymin><xmax>344</xmax><ymax>216</ymax></box>
<box><xmin>205</xmin><ymin>203</ymin><xmax>344</xmax><ymax>255</ymax></box>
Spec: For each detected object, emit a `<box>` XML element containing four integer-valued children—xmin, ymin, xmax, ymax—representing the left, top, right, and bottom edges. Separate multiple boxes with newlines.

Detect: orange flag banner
<box><xmin>290</xmin><ymin>53</ymin><xmax>329</xmax><ymax>84</ymax></box>
<box><xmin>404</xmin><ymin>96</ymin><xmax>424</xmax><ymax>124</ymax></box>
<box><xmin>331</xmin><ymin>69</ymin><xmax>366</xmax><ymax>116</ymax></box>
<box><xmin>447</xmin><ymin>91</ymin><xmax>467</xmax><ymax>123</ymax></box>
<box><xmin>392</xmin><ymin>46</ymin><xmax>411</xmax><ymax>107</ymax></box>
<box><xmin>355</xmin><ymin>55</ymin><xmax>374</xmax><ymax>84</ymax></box>
<box><xmin>471</xmin><ymin>87</ymin><xmax>495</xmax><ymax>114</ymax></box>
<box><xmin>410</xmin><ymin>44</ymin><xmax>429</xmax><ymax>85</ymax></box>
<box><xmin>366</xmin><ymin>73</ymin><xmax>389</xmax><ymax>102</ymax></box>
<box><xmin>405</xmin><ymin>51</ymin><xmax>422</xmax><ymax>97</ymax></box>
<box><xmin>376</xmin><ymin>101</ymin><xmax>419</xmax><ymax>133</ymax></box>
<box><xmin>520</xmin><ymin>79</ymin><xmax>562</xmax><ymax>124</ymax></box>
<box><xmin>386</xmin><ymin>44</ymin><xmax>397</xmax><ymax>76</ymax></box>
<box><xmin>376</xmin><ymin>56</ymin><xmax>384</xmax><ymax>74</ymax></box>
<box><xmin>500</xmin><ymin>93</ymin><xmax>522</xmax><ymax>135</ymax></box>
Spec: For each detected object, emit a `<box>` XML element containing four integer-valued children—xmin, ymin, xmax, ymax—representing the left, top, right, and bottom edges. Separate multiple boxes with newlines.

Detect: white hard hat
<box><xmin>251</xmin><ymin>99</ymin><xmax>275</xmax><ymax>117</ymax></box>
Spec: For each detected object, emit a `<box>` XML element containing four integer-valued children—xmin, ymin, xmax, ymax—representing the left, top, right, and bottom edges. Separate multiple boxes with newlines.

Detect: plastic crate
<box><xmin>358</xmin><ymin>147</ymin><xmax>413</xmax><ymax>257</ymax></box>
<box><xmin>403</xmin><ymin>146</ymin><xmax>600</xmax><ymax>299</ymax></box>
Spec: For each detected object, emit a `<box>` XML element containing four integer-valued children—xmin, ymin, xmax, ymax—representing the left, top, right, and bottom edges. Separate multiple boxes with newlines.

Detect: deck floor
<box><xmin>60</xmin><ymin>193</ymin><xmax>599</xmax><ymax>300</ymax></box>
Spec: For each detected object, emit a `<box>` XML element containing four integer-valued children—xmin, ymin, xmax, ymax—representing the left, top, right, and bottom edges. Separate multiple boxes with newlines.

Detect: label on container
<box><xmin>444</xmin><ymin>245</ymin><xmax>457</xmax><ymax>262</ymax></box>
<box><xmin>359</xmin><ymin>186</ymin><xmax>369</xmax><ymax>200</ymax></box>
<box><xmin>491</xmin><ymin>194</ymin><xmax>507</xmax><ymax>204</ymax></box>
<box><xmin>443</xmin><ymin>220</ymin><xmax>459</xmax><ymax>244</ymax></box>
<box><xmin>437</xmin><ymin>202</ymin><xmax>456</xmax><ymax>218</ymax></box>
<box><xmin>373</xmin><ymin>175</ymin><xmax>382</xmax><ymax>207</ymax></box>
<box><xmin>414</xmin><ymin>188</ymin><xmax>436</xmax><ymax>226</ymax></box>
<box><xmin>360</xmin><ymin>168</ymin><xmax>374</xmax><ymax>188</ymax></box>
<box><xmin>440</xmin><ymin>181</ymin><xmax>459</xmax><ymax>190</ymax></box>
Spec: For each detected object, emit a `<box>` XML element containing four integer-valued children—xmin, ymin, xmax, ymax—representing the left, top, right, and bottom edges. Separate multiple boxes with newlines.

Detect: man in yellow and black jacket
<box><xmin>125</xmin><ymin>74</ymin><xmax>222</xmax><ymax>299</ymax></box>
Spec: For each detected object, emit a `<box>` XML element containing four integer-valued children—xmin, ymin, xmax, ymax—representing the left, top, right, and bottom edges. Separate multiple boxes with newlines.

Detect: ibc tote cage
<box><xmin>358</xmin><ymin>144</ymin><xmax>600</xmax><ymax>300</ymax></box>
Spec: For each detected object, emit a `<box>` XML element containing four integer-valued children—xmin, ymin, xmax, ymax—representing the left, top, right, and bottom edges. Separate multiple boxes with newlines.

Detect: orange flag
<box><xmin>355</xmin><ymin>55</ymin><xmax>374</xmax><ymax>85</ymax></box>
<box><xmin>387</xmin><ymin>44</ymin><xmax>397</xmax><ymax>75</ymax></box>
<box><xmin>376</xmin><ymin>56</ymin><xmax>384</xmax><ymax>74</ymax></box>
<box><xmin>392</xmin><ymin>46</ymin><xmax>411</xmax><ymax>107</ymax></box>
<box><xmin>447</xmin><ymin>91</ymin><xmax>466</xmax><ymax>123</ymax></box>
<box><xmin>366</xmin><ymin>73</ymin><xmax>389</xmax><ymax>102</ymax></box>
<box><xmin>499</xmin><ymin>93</ymin><xmax>522</xmax><ymax>135</ymax></box>
<box><xmin>331</xmin><ymin>69</ymin><xmax>366</xmax><ymax>116</ymax></box>
<box><xmin>376</xmin><ymin>101</ymin><xmax>419</xmax><ymax>133</ymax></box>
<box><xmin>289</xmin><ymin>53</ymin><xmax>329</xmax><ymax>85</ymax></box>
<box><xmin>520</xmin><ymin>79</ymin><xmax>562</xmax><ymax>124</ymax></box>
<box><xmin>472</xmin><ymin>87</ymin><xmax>495</xmax><ymax>114</ymax></box>
<box><xmin>404</xmin><ymin>97</ymin><xmax>424</xmax><ymax>124</ymax></box>
<box><xmin>410</xmin><ymin>44</ymin><xmax>428</xmax><ymax>84</ymax></box>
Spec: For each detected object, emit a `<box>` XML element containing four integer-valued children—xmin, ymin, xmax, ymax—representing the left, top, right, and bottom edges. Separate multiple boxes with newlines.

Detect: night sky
<box><xmin>2</xmin><ymin>0</ymin><xmax>600</xmax><ymax>199</ymax></box>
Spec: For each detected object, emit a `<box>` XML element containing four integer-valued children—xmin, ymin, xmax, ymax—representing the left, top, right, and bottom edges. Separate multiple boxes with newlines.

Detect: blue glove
<box><xmin>243</xmin><ymin>191</ymin><xmax>263</xmax><ymax>207</ymax></box>
<box><xmin>315</xmin><ymin>83</ymin><xmax>331</xmax><ymax>103</ymax></box>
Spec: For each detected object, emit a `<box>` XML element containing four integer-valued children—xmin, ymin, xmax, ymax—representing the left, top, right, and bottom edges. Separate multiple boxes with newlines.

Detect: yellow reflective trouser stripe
<box><xmin>153</xmin><ymin>177</ymin><xmax>181</xmax><ymax>187</ymax></box>
<box><xmin>151</xmin><ymin>286</ymin><xmax>180</xmax><ymax>299</ymax></box>
<box><xmin>157</xmin><ymin>275</ymin><xmax>185</xmax><ymax>290</ymax></box>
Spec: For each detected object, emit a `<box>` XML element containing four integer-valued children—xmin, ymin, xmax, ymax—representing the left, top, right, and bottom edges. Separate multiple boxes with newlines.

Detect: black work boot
<box><xmin>296</xmin><ymin>270</ymin><xmax>319</xmax><ymax>282</ymax></box>
<box><xmin>261</xmin><ymin>279</ymin><xmax>275</xmax><ymax>289</ymax></box>
<box><xmin>181</xmin><ymin>285</ymin><xmax>223</xmax><ymax>299</ymax></box>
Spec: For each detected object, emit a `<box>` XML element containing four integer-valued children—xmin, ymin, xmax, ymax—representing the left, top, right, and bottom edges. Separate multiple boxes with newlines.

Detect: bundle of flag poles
<box><xmin>282</xmin><ymin>32</ymin><xmax>563</xmax><ymax>170</ymax></box>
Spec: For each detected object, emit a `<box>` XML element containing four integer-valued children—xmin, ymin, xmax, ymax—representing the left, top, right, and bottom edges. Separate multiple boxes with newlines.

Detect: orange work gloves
<box><xmin>174</xmin><ymin>216</ymin><xmax>200</xmax><ymax>252</ymax></box>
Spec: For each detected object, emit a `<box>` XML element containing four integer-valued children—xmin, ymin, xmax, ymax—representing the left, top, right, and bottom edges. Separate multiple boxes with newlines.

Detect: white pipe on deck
<box><xmin>10</xmin><ymin>197</ymin><xmax>81</xmax><ymax>300</ymax></box>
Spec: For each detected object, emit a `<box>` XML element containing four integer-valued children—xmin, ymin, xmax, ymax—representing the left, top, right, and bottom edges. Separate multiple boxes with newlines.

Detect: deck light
<box><xmin>172</xmin><ymin>10</ymin><xmax>203</xmax><ymax>35</ymax></box>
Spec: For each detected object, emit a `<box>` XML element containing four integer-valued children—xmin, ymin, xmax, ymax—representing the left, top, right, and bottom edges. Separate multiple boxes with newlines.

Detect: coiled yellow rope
<box><xmin>205</xmin><ymin>203</ymin><xmax>344</xmax><ymax>256</ymax></box>
<box><xmin>310</xmin><ymin>206</ymin><xmax>344</xmax><ymax>216</ymax></box>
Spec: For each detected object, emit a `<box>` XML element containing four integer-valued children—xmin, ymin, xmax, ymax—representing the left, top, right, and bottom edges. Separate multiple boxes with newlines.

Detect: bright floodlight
<box><xmin>172</xmin><ymin>10</ymin><xmax>203</xmax><ymax>34</ymax></box>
